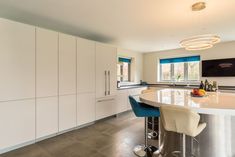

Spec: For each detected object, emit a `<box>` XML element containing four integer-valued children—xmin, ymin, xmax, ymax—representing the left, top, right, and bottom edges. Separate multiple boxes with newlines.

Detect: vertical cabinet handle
<box><xmin>108</xmin><ymin>71</ymin><xmax>111</xmax><ymax>95</ymax></box>
<box><xmin>105</xmin><ymin>71</ymin><xmax>107</xmax><ymax>96</ymax></box>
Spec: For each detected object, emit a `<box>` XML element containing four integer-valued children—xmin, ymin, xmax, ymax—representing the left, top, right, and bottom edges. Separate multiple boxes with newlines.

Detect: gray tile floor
<box><xmin>1</xmin><ymin>112</ymin><xmax>157</xmax><ymax>157</ymax></box>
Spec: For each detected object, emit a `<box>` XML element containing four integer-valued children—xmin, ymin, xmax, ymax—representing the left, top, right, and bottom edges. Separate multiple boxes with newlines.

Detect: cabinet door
<box><xmin>59</xmin><ymin>33</ymin><xmax>76</xmax><ymax>95</ymax></box>
<box><xmin>96</xmin><ymin>43</ymin><xmax>117</xmax><ymax>98</ymax></box>
<box><xmin>0</xmin><ymin>18</ymin><xmax>35</xmax><ymax>101</ymax></box>
<box><xmin>36</xmin><ymin>28</ymin><xmax>58</xmax><ymax>97</ymax></box>
<box><xmin>36</xmin><ymin>97</ymin><xmax>58</xmax><ymax>139</ymax></box>
<box><xmin>59</xmin><ymin>95</ymin><xmax>76</xmax><ymax>132</ymax></box>
<box><xmin>106</xmin><ymin>46</ymin><xmax>117</xmax><ymax>97</ymax></box>
<box><xmin>95</xmin><ymin>97</ymin><xmax>116</xmax><ymax>120</ymax></box>
<box><xmin>116</xmin><ymin>90</ymin><xmax>128</xmax><ymax>113</ymax></box>
<box><xmin>77</xmin><ymin>93</ymin><xmax>95</xmax><ymax>126</ymax></box>
<box><xmin>77</xmin><ymin>38</ymin><xmax>95</xmax><ymax>94</ymax></box>
<box><xmin>0</xmin><ymin>99</ymin><xmax>35</xmax><ymax>149</ymax></box>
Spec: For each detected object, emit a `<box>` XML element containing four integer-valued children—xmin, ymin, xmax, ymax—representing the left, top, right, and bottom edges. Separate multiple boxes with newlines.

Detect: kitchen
<box><xmin>0</xmin><ymin>1</ymin><xmax>235</xmax><ymax>157</ymax></box>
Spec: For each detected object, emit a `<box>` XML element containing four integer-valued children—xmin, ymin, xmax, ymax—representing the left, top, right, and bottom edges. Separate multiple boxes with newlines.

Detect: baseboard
<box><xmin>35</xmin><ymin>133</ymin><xmax>58</xmax><ymax>142</ymax></box>
<box><xmin>0</xmin><ymin>140</ymin><xmax>35</xmax><ymax>154</ymax></box>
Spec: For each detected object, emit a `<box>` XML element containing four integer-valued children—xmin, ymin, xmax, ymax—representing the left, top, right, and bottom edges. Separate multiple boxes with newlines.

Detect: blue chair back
<box><xmin>129</xmin><ymin>96</ymin><xmax>160</xmax><ymax>118</ymax></box>
<box><xmin>129</xmin><ymin>96</ymin><xmax>145</xmax><ymax>117</ymax></box>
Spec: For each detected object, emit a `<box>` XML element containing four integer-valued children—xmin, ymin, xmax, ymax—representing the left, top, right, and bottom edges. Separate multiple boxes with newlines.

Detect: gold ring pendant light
<box><xmin>180</xmin><ymin>2</ymin><xmax>220</xmax><ymax>51</ymax></box>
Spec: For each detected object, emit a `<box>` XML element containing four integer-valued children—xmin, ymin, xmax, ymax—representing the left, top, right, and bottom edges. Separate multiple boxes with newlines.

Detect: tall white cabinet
<box><xmin>96</xmin><ymin>43</ymin><xmax>117</xmax><ymax>98</ymax></box>
<box><xmin>36</xmin><ymin>28</ymin><xmax>59</xmax><ymax>139</ymax></box>
<box><xmin>58</xmin><ymin>33</ymin><xmax>77</xmax><ymax>131</ymax></box>
<box><xmin>0</xmin><ymin>18</ymin><xmax>35</xmax><ymax>101</ymax></box>
<box><xmin>36</xmin><ymin>28</ymin><xmax>58</xmax><ymax>98</ymax></box>
<box><xmin>0</xmin><ymin>17</ymin><xmax>128</xmax><ymax>153</ymax></box>
<box><xmin>77</xmin><ymin>38</ymin><xmax>96</xmax><ymax>126</ymax></box>
<box><xmin>0</xmin><ymin>100</ymin><xmax>36</xmax><ymax>150</ymax></box>
<box><xmin>95</xmin><ymin>43</ymin><xmax>117</xmax><ymax>120</ymax></box>
<box><xmin>0</xmin><ymin>19</ymin><xmax>36</xmax><ymax>151</ymax></box>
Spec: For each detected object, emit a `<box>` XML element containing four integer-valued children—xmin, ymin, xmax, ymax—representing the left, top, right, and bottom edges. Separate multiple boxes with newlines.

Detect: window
<box><xmin>160</xmin><ymin>56</ymin><xmax>200</xmax><ymax>82</ymax></box>
<box><xmin>117</xmin><ymin>57</ymin><xmax>131</xmax><ymax>82</ymax></box>
<box><xmin>161</xmin><ymin>64</ymin><xmax>171</xmax><ymax>80</ymax></box>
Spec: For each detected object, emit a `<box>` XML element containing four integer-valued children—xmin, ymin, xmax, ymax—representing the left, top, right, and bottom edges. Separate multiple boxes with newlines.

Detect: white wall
<box><xmin>117</xmin><ymin>48</ymin><xmax>143</xmax><ymax>84</ymax></box>
<box><xmin>143</xmin><ymin>41</ymin><xmax>235</xmax><ymax>86</ymax></box>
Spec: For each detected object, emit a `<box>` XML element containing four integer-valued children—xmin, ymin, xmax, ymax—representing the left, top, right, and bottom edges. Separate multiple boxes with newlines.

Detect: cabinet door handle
<box><xmin>108</xmin><ymin>71</ymin><xmax>111</xmax><ymax>95</ymax></box>
<box><xmin>105</xmin><ymin>71</ymin><xmax>107</xmax><ymax>96</ymax></box>
<box><xmin>97</xmin><ymin>98</ymin><xmax>115</xmax><ymax>102</ymax></box>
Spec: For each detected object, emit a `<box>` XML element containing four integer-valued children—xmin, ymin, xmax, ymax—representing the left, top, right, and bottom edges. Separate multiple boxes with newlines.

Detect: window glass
<box><xmin>161</xmin><ymin>64</ymin><xmax>171</xmax><ymax>80</ymax></box>
<box><xmin>188</xmin><ymin>62</ymin><xmax>200</xmax><ymax>80</ymax></box>
<box><xmin>173</xmin><ymin>62</ymin><xmax>184</xmax><ymax>81</ymax></box>
<box><xmin>122</xmin><ymin>62</ymin><xmax>129</xmax><ymax>81</ymax></box>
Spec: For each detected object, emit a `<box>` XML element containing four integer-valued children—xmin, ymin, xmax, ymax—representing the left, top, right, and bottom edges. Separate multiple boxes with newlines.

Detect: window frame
<box><xmin>160</xmin><ymin>61</ymin><xmax>200</xmax><ymax>82</ymax></box>
<box><xmin>117</xmin><ymin>57</ymin><xmax>131</xmax><ymax>82</ymax></box>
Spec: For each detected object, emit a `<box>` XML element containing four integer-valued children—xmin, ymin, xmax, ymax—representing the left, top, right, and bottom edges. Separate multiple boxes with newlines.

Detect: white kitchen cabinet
<box><xmin>0</xmin><ymin>18</ymin><xmax>35</xmax><ymax>101</ymax></box>
<box><xmin>95</xmin><ymin>96</ymin><xmax>117</xmax><ymax>120</ymax></box>
<box><xmin>36</xmin><ymin>28</ymin><xmax>58</xmax><ymax>98</ymax></box>
<box><xmin>116</xmin><ymin>90</ymin><xmax>128</xmax><ymax>113</ymax></box>
<box><xmin>77</xmin><ymin>38</ymin><xmax>95</xmax><ymax>93</ymax></box>
<box><xmin>59</xmin><ymin>95</ymin><xmax>77</xmax><ymax>132</ymax></box>
<box><xmin>36</xmin><ymin>97</ymin><xmax>58</xmax><ymax>139</ymax></box>
<box><xmin>0</xmin><ymin>99</ymin><xmax>35</xmax><ymax>150</ymax></box>
<box><xmin>59</xmin><ymin>33</ymin><xmax>76</xmax><ymax>95</ymax></box>
<box><xmin>96</xmin><ymin>43</ymin><xmax>117</xmax><ymax>98</ymax></box>
<box><xmin>77</xmin><ymin>93</ymin><xmax>95</xmax><ymax>126</ymax></box>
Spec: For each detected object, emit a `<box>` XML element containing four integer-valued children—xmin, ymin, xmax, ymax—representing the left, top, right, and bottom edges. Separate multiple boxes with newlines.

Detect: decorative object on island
<box><xmin>180</xmin><ymin>2</ymin><xmax>220</xmax><ymax>51</ymax></box>
<box><xmin>191</xmin><ymin>89</ymin><xmax>206</xmax><ymax>97</ymax></box>
<box><xmin>199</xmin><ymin>81</ymin><xmax>204</xmax><ymax>89</ymax></box>
<box><xmin>200</xmin><ymin>80</ymin><xmax>217</xmax><ymax>92</ymax></box>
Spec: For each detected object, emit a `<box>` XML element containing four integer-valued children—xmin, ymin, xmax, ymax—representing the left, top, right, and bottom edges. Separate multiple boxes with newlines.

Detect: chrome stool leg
<box><xmin>148</xmin><ymin>117</ymin><xmax>158</xmax><ymax>139</ymax></box>
<box><xmin>171</xmin><ymin>134</ymin><xmax>186</xmax><ymax>157</ymax></box>
<box><xmin>133</xmin><ymin>117</ymin><xmax>158</xmax><ymax>157</ymax></box>
<box><xmin>171</xmin><ymin>134</ymin><xmax>200</xmax><ymax>157</ymax></box>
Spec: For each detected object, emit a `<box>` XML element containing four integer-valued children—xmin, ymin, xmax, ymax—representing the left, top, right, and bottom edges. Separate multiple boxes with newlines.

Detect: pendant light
<box><xmin>180</xmin><ymin>2</ymin><xmax>220</xmax><ymax>51</ymax></box>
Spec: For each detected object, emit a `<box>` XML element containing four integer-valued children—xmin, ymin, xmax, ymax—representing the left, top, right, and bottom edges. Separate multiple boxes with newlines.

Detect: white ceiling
<box><xmin>0</xmin><ymin>0</ymin><xmax>235</xmax><ymax>52</ymax></box>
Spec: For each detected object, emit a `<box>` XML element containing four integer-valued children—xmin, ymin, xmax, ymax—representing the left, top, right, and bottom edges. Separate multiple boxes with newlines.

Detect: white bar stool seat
<box><xmin>160</xmin><ymin>105</ymin><xmax>206</xmax><ymax>157</ymax></box>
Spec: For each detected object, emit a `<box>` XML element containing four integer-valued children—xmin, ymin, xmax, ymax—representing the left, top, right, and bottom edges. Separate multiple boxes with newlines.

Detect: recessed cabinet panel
<box><xmin>59</xmin><ymin>33</ymin><xmax>76</xmax><ymax>95</ymax></box>
<box><xmin>77</xmin><ymin>38</ymin><xmax>95</xmax><ymax>94</ymax></box>
<box><xmin>59</xmin><ymin>95</ymin><xmax>77</xmax><ymax>131</ymax></box>
<box><xmin>96</xmin><ymin>43</ymin><xmax>117</xmax><ymax>98</ymax></box>
<box><xmin>36</xmin><ymin>28</ymin><xmax>58</xmax><ymax>97</ymax></box>
<box><xmin>0</xmin><ymin>99</ymin><xmax>35</xmax><ymax>149</ymax></box>
<box><xmin>36</xmin><ymin>97</ymin><xmax>58</xmax><ymax>139</ymax></box>
<box><xmin>116</xmin><ymin>90</ymin><xmax>128</xmax><ymax>113</ymax></box>
<box><xmin>0</xmin><ymin>18</ymin><xmax>35</xmax><ymax>101</ymax></box>
<box><xmin>95</xmin><ymin>97</ymin><xmax>116</xmax><ymax>120</ymax></box>
<box><xmin>77</xmin><ymin>93</ymin><xmax>95</xmax><ymax>126</ymax></box>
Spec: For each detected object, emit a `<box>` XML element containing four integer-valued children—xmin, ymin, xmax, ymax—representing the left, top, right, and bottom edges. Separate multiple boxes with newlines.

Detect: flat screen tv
<box><xmin>202</xmin><ymin>58</ymin><xmax>235</xmax><ymax>77</ymax></box>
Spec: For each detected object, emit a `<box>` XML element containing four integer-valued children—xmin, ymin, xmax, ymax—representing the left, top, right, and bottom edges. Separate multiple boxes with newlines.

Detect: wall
<box><xmin>143</xmin><ymin>41</ymin><xmax>235</xmax><ymax>86</ymax></box>
<box><xmin>117</xmin><ymin>48</ymin><xmax>143</xmax><ymax>84</ymax></box>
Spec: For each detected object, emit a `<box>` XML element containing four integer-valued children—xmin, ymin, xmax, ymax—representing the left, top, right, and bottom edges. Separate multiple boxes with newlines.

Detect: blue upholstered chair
<box><xmin>129</xmin><ymin>96</ymin><xmax>160</xmax><ymax>157</ymax></box>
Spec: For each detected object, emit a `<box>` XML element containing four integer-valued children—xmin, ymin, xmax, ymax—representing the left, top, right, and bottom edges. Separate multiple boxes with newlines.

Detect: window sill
<box><xmin>156</xmin><ymin>81</ymin><xmax>200</xmax><ymax>86</ymax></box>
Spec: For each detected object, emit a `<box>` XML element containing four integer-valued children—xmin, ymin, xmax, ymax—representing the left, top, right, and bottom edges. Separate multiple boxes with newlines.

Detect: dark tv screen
<box><xmin>202</xmin><ymin>58</ymin><xmax>235</xmax><ymax>77</ymax></box>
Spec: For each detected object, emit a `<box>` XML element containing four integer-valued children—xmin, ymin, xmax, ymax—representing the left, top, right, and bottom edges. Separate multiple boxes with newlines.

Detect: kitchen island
<box><xmin>140</xmin><ymin>88</ymin><xmax>235</xmax><ymax>157</ymax></box>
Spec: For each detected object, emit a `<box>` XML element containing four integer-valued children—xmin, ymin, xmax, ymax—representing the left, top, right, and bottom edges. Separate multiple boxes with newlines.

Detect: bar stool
<box><xmin>129</xmin><ymin>96</ymin><xmax>160</xmax><ymax>157</ymax></box>
<box><xmin>160</xmin><ymin>105</ymin><xmax>206</xmax><ymax>157</ymax></box>
<box><xmin>141</xmin><ymin>89</ymin><xmax>158</xmax><ymax>140</ymax></box>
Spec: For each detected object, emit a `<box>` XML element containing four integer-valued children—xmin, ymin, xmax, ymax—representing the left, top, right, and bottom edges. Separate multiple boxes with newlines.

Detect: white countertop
<box><xmin>139</xmin><ymin>88</ymin><xmax>235</xmax><ymax>115</ymax></box>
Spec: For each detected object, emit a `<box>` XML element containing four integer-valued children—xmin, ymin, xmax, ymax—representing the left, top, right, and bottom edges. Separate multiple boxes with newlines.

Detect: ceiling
<box><xmin>0</xmin><ymin>0</ymin><xmax>234</xmax><ymax>52</ymax></box>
